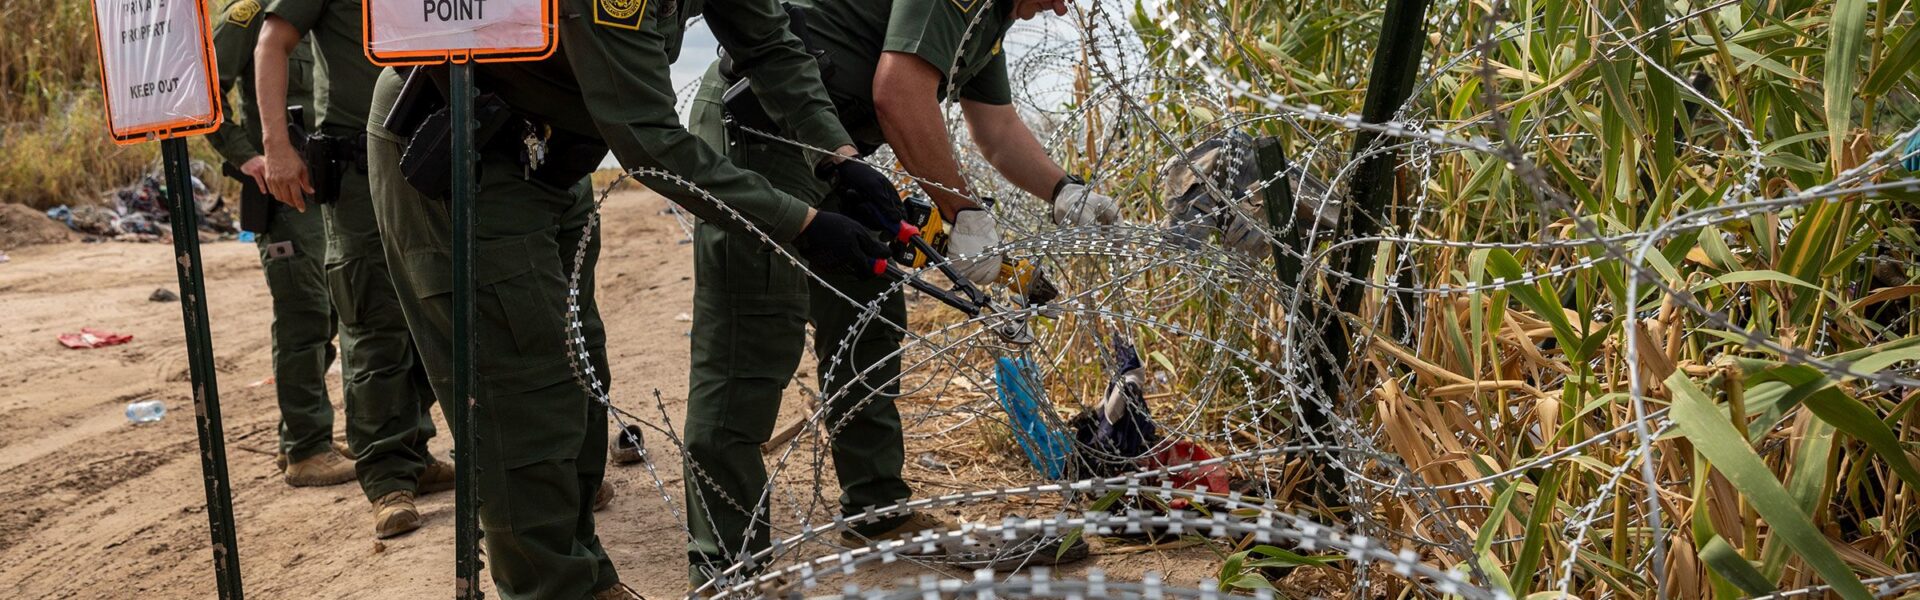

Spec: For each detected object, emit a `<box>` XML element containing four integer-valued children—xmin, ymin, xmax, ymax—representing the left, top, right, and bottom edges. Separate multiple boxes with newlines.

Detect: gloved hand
<box><xmin>820</xmin><ymin>159</ymin><xmax>911</xmax><ymax>241</ymax></box>
<box><xmin>1052</xmin><ymin>181</ymin><xmax>1119</xmax><ymax>226</ymax></box>
<box><xmin>945</xmin><ymin>208</ymin><xmax>1003</xmax><ymax>285</ymax></box>
<box><xmin>794</xmin><ymin>210</ymin><xmax>890</xmax><ymax>279</ymax></box>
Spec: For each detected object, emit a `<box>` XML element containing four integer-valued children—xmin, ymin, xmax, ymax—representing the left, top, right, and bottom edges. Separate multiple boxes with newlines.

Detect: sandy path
<box><xmin>0</xmin><ymin>190</ymin><xmax>1215</xmax><ymax>598</ymax></box>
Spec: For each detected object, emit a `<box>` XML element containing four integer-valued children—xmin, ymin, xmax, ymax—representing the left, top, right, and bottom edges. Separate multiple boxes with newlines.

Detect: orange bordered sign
<box><xmin>88</xmin><ymin>0</ymin><xmax>223</xmax><ymax>144</ymax></box>
<box><xmin>362</xmin><ymin>0</ymin><xmax>557</xmax><ymax>65</ymax></box>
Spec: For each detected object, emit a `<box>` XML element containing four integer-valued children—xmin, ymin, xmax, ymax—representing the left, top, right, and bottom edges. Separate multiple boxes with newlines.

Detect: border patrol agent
<box><xmin>362</xmin><ymin>0</ymin><xmax>901</xmax><ymax>595</ymax></box>
<box><xmin>204</xmin><ymin>0</ymin><xmax>355</xmax><ymax>488</ymax></box>
<box><xmin>682</xmin><ymin>0</ymin><xmax>1118</xmax><ymax>582</ymax></box>
<box><xmin>253</xmin><ymin>0</ymin><xmax>451</xmax><ymax>539</ymax></box>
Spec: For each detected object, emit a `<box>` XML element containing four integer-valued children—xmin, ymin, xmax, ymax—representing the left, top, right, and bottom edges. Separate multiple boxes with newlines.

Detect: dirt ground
<box><xmin>0</xmin><ymin>190</ymin><xmax>1221</xmax><ymax>599</ymax></box>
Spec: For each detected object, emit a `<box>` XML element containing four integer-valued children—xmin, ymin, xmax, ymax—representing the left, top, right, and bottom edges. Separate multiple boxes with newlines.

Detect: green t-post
<box><xmin>449</xmin><ymin>61</ymin><xmax>482</xmax><ymax>600</ymax></box>
<box><xmin>160</xmin><ymin>137</ymin><xmax>245</xmax><ymax>599</ymax></box>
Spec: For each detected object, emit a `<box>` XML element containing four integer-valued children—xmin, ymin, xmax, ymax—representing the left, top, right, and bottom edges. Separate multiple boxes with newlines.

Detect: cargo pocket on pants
<box><xmin>475</xmin><ymin>237</ymin><xmax>582</xmax><ymax>470</ymax></box>
<box><xmin>324</xmin><ymin>261</ymin><xmax>369</xmax><ymax>327</ymax></box>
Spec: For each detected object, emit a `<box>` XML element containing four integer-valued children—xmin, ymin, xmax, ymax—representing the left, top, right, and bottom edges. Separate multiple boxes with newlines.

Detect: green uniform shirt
<box><xmin>477</xmin><ymin>0</ymin><xmax>854</xmax><ymax>241</ymax></box>
<box><xmin>795</xmin><ymin>0</ymin><xmax>1017</xmax><ymax>148</ymax></box>
<box><xmin>205</xmin><ymin>0</ymin><xmax>316</xmax><ymax>166</ymax></box>
<box><xmin>262</xmin><ymin>0</ymin><xmax>379</xmax><ymax>133</ymax></box>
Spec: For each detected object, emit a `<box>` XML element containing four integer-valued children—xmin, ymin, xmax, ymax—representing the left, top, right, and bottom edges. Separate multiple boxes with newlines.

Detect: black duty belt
<box><xmin>387</xmin><ymin>66</ymin><xmax>606</xmax><ymax>199</ymax></box>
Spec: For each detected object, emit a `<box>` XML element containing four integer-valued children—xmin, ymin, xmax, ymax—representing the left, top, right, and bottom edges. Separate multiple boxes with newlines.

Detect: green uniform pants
<box><xmin>684</xmin><ymin>62</ymin><xmax>911</xmax><ymax>579</ymax></box>
<box><xmin>255</xmin><ymin>202</ymin><xmax>340</xmax><ymax>462</ymax></box>
<box><xmin>367</xmin><ymin>69</ymin><xmax>616</xmax><ymax>599</ymax></box>
<box><xmin>318</xmin><ymin>126</ymin><xmax>440</xmax><ymax>502</ymax></box>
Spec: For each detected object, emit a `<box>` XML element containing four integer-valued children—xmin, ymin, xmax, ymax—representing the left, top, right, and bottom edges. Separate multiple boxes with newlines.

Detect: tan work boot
<box><xmin>593</xmin><ymin>482</ymin><xmax>614</xmax><ymax>512</ymax></box>
<box><xmin>591</xmin><ymin>582</ymin><xmax>645</xmax><ymax>599</ymax></box>
<box><xmin>419</xmin><ymin>460</ymin><xmax>455</xmax><ymax>495</ymax></box>
<box><xmin>373</xmin><ymin>491</ymin><xmax>422</xmax><ymax>539</ymax></box>
<box><xmin>839</xmin><ymin>511</ymin><xmax>953</xmax><ymax>546</ymax></box>
<box><xmin>276</xmin><ymin>441</ymin><xmax>355</xmax><ymax>472</ymax></box>
<box><xmin>284</xmin><ymin>451</ymin><xmax>356</xmax><ymax>487</ymax></box>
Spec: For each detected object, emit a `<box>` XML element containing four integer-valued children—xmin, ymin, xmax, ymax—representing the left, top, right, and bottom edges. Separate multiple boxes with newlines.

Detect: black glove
<box><xmin>794</xmin><ymin>210</ymin><xmax>890</xmax><ymax>278</ymax></box>
<box><xmin>819</xmin><ymin>159</ymin><xmax>911</xmax><ymax>243</ymax></box>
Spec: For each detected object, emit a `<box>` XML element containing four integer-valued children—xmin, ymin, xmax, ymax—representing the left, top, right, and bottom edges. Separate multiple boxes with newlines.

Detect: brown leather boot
<box><xmin>373</xmin><ymin>491</ymin><xmax>422</xmax><ymax>539</ymax></box>
<box><xmin>284</xmin><ymin>451</ymin><xmax>356</xmax><ymax>487</ymax></box>
<box><xmin>839</xmin><ymin>511</ymin><xmax>953</xmax><ymax>546</ymax></box>
<box><xmin>276</xmin><ymin>441</ymin><xmax>354</xmax><ymax>472</ymax></box>
<box><xmin>419</xmin><ymin>460</ymin><xmax>455</xmax><ymax>495</ymax></box>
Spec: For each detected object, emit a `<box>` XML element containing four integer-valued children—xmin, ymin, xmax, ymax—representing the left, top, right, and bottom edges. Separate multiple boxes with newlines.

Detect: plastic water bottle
<box><xmin>125</xmin><ymin>400</ymin><xmax>166</xmax><ymax>424</ymax></box>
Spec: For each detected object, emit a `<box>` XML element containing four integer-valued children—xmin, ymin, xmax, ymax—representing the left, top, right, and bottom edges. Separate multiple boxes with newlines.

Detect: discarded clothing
<box><xmin>59</xmin><ymin>328</ymin><xmax>133</xmax><ymax>349</ymax></box>
<box><xmin>44</xmin><ymin>162</ymin><xmax>235</xmax><ymax>241</ymax></box>
<box><xmin>1159</xmin><ymin>132</ymin><xmax>1339</xmax><ymax>258</ymax></box>
<box><xmin>1071</xmin><ymin>338</ymin><xmax>1160</xmax><ymax>478</ymax></box>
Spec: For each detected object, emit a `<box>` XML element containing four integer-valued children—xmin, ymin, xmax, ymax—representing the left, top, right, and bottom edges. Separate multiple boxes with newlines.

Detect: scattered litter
<box><xmin>673</xmin><ymin>312</ymin><xmax>692</xmax><ymax>322</ymax></box>
<box><xmin>125</xmin><ymin>399</ymin><xmax>166</xmax><ymax>424</ymax></box>
<box><xmin>1907</xmin><ymin>133</ymin><xmax>1920</xmax><ymax>172</ymax></box>
<box><xmin>371</xmin><ymin>541</ymin><xmax>386</xmax><ymax>554</ymax></box>
<box><xmin>1145</xmin><ymin>440</ymin><xmax>1229</xmax><ymax>509</ymax></box>
<box><xmin>249</xmin><ymin>376</ymin><xmax>276</xmax><ymax>388</ymax></box>
<box><xmin>1070</xmin><ymin>338</ymin><xmax>1227</xmax><ymax>507</ymax></box>
<box><xmin>43</xmin><ymin>161</ymin><xmax>235</xmax><ymax>242</ymax></box>
<box><xmin>994</xmin><ymin>357</ymin><xmax>1070</xmax><ymax>478</ymax></box>
<box><xmin>237</xmin><ymin>231</ymin><xmax>256</xmax><ymax>243</ymax></box>
<box><xmin>0</xmin><ymin>251</ymin><xmax>9</xmax><ymax>264</ymax></box>
<box><xmin>149</xmin><ymin>288</ymin><xmax>179</xmax><ymax>302</ymax></box>
<box><xmin>915</xmin><ymin>452</ymin><xmax>952</xmax><ymax>472</ymax></box>
<box><xmin>59</xmin><ymin>327</ymin><xmax>133</xmax><ymax>349</ymax></box>
<box><xmin>1071</xmin><ymin>338</ymin><xmax>1159</xmax><ymax>478</ymax></box>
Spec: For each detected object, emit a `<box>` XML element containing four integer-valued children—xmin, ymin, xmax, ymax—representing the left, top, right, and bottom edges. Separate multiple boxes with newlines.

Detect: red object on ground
<box><xmin>1148</xmin><ymin>440</ymin><xmax>1230</xmax><ymax>509</ymax></box>
<box><xmin>58</xmin><ymin>328</ymin><xmax>133</xmax><ymax>349</ymax></box>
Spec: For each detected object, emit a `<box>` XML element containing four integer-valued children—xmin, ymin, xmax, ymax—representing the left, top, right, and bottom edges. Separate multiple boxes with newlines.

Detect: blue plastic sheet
<box><xmin>994</xmin><ymin>357</ymin><xmax>1068</xmax><ymax>479</ymax></box>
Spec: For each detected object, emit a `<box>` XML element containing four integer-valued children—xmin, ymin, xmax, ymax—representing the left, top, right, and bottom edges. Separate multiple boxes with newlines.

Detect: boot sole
<box><xmin>285</xmin><ymin>472</ymin><xmax>357</xmax><ymax>487</ymax></box>
<box><xmin>375</xmin><ymin>512</ymin><xmax>423</xmax><ymax>539</ymax></box>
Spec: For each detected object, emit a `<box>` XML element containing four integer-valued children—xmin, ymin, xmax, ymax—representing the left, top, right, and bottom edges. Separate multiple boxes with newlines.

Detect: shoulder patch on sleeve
<box><xmin>593</xmin><ymin>0</ymin><xmax>649</xmax><ymax>30</ymax></box>
<box><xmin>947</xmin><ymin>0</ymin><xmax>983</xmax><ymax>14</ymax></box>
<box><xmin>225</xmin><ymin>0</ymin><xmax>262</xmax><ymax>27</ymax></box>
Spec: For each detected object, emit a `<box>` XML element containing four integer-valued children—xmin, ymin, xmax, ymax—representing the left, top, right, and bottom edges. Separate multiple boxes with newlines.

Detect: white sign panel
<box><xmin>89</xmin><ymin>0</ymin><xmax>221</xmax><ymax>143</ymax></box>
<box><xmin>364</xmin><ymin>0</ymin><xmax>555</xmax><ymax>65</ymax></box>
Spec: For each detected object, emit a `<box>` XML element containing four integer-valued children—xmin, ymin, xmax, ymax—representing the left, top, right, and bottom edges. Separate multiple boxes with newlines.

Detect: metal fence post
<box><xmin>160</xmin><ymin>137</ymin><xmax>245</xmax><ymax>599</ymax></box>
<box><xmin>449</xmin><ymin>61</ymin><xmax>484</xmax><ymax>600</ymax></box>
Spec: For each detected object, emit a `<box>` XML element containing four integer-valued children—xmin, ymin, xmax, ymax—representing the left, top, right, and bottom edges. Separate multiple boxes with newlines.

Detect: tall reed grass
<box><xmin>1119</xmin><ymin>0</ymin><xmax>1920</xmax><ymax>596</ymax></box>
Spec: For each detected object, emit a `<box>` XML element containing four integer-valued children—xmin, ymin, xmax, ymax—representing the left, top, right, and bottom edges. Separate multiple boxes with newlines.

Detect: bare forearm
<box><xmin>878</xmin><ymin>104</ymin><xmax>976</xmax><ymax>218</ymax></box>
<box><xmin>965</xmin><ymin>102</ymin><xmax>1066</xmax><ymax>201</ymax></box>
<box><xmin>874</xmin><ymin>52</ymin><xmax>979</xmax><ymax>219</ymax></box>
<box><xmin>253</xmin><ymin>18</ymin><xmax>298</xmax><ymax>150</ymax></box>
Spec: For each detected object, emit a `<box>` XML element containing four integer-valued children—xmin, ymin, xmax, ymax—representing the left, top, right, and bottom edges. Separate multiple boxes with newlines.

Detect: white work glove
<box><xmin>946</xmin><ymin>208</ymin><xmax>1004</xmax><ymax>286</ymax></box>
<box><xmin>1051</xmin><ymin>182</ymin><xmax>1119</xmax><ymax>227</ymax></box>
